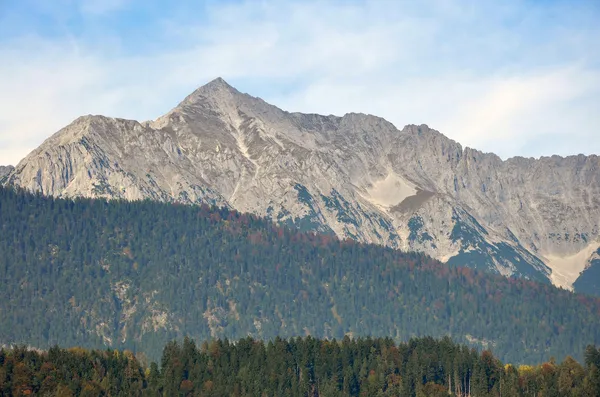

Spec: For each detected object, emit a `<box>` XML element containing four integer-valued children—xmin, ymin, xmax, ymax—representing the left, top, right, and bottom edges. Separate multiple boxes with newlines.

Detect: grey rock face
<box><xmin>6</xmin><ymin>78</ymin><xmax>600</xmax><ymax>293</ymax></box>
<box><xmin>0</xmin><ymin>165</ymin><xmax>13</xmax><ymax>181</ymax></box>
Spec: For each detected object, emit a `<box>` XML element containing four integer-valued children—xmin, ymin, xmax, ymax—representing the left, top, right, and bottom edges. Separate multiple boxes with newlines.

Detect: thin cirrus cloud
<box><xmin>0</xmin><ymin>0</ymin><xmax>599</xmax><ymax>166</ymax></box>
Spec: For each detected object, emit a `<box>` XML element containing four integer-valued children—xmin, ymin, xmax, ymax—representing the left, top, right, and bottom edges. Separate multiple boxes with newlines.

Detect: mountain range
<box><xmin>3</xmin><ymin>78</ymin><xmax>599</xmax><ymax>295</ymax></box>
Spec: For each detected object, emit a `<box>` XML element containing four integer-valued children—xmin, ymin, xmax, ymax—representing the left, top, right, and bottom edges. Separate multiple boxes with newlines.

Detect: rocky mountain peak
<box><xmin>5</xmin><ymin>78</ymin><xmax>600</xmax><ymax>296</ymax></box>
<box><xmin>194</xmin><ymin>77</ymin><xmax>238</xmax><ymax>96</ymax></box>
<box><xmin>207</xmin><ymin>76</ymin><xmax>230</xmax><ymax>86</ymax></box>
<box><xmin>177</xmin><ymin>77</ymin><xmax>242</xmax><ymax>109</ymax></box>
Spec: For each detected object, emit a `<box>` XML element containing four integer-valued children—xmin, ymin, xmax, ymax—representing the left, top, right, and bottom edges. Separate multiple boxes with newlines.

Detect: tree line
<box><xmin>1</xmin><ymin>337</ymin><xmax>600</xmax><ymax>396</ymax></box>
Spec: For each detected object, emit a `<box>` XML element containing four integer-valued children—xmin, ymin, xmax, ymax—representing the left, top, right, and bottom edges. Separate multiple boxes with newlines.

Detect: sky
<box><xmin>0</xmin><ymin>0</ymin><xmax>599</xmax><ymax>165</ymax></box>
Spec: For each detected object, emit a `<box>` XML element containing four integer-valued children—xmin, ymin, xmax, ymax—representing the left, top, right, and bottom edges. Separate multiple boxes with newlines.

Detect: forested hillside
<box><xmin>2</xmin><ymin>338</ymin><xmax>600</xmax><ymax>396</ymax></box>
<box><xmin>1</xmin><ymin>186</ymin><xmax>599</xmax><ymax>363</ymax></box>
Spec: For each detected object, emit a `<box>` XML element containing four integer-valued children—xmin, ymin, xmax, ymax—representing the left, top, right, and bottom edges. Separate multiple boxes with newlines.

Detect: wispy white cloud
<box><xmin>437</xmin><ymin>66</ymin><xmax>600</xmax><ymax>155</ymax></box>
<box><xmin>0</xmin><ymin>0</ymin><xmax>599</xmax><ymax>165</ymax></box>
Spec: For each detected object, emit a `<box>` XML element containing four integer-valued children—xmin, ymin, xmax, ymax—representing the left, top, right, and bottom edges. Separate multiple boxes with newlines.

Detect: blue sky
<box><xmin>1</xmin><ymin>0</ymin><xmax>599</xmax><ymax>165</ymax></box>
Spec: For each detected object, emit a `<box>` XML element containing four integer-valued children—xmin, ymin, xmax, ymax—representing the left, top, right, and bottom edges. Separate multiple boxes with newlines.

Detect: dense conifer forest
<box><xmin>1</xmin><ymin>338</ymin><xmax>600</xmax><ymax>396</ymax></box>
<box><xmin>1</xmin><ymin>186</ymin><xmax>600</xmax><ymax>364</ymax></box>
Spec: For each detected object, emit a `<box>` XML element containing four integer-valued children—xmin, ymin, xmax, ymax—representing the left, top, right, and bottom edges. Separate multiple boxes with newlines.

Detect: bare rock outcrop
<box><xmin>0</xmin><ymin>165</ymin><xmax>13</xmax><ymax>181</ymax></box>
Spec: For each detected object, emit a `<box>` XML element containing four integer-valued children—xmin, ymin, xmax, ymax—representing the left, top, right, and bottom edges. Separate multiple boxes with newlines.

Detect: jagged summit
<box><xmin>205</xmin><ymin>76</ymin><xmax>233</xmax><ymax>89</ymax></box>
<box><xmin>194</xmin><ymin>76</ymin><xmax>239</xmax><ymax>97</ymax></box>
<box><xmin>4</xmin><ymin>78</ymin><xmax>600</xmax><ymax>296</ymax></box>
<box><xmin>177</xmin><ymin>77</ymin><xmax>241</xmax><ymax>107</ymax></box>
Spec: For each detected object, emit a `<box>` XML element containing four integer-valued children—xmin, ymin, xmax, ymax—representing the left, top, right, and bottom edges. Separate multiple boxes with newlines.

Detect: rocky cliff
<box><xmin>0</xmin><ymin>165</ymin><xmax>13</xmax><ymax>181</ymax></box>
<box><xmin>5</xmin><ymin>78</ymin><xmax>600</xmax><ymax>293</ymax></box>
